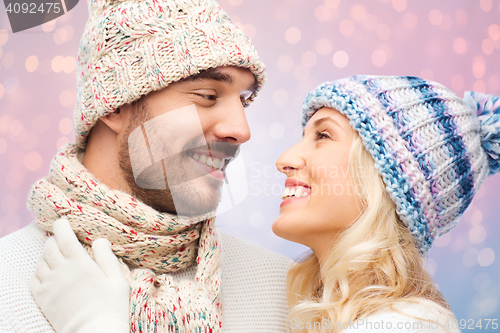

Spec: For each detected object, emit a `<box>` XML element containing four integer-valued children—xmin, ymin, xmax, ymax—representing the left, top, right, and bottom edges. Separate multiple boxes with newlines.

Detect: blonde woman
<box><xmin>30</xmin><ymin>76</ymin><xmax>500</xmax><ymax>333</ymax></box>
<box><xmin>274</xmin><ymin>75</ymin><xmax>499</xmax><ymax>332</ymax></box>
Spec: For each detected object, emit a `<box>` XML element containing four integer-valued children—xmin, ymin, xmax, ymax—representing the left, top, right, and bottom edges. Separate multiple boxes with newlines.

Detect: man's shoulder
<box><xmin>0</xmin><ymin>222</ymin><xmax>46</xmax><ymax>269</ymax></box>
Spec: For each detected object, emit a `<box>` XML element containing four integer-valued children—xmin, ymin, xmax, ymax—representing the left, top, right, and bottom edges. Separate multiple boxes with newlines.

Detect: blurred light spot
<box><xmin>339</xmin><ymin>20</ymin><xmax>355</xmax><ymax>36</ymax></box>
<box><xmin>1</xmin><ymin>195</ymin><xmax>19</xmax><ymax>213</ymax></box>
<box><xmin>53</xmin><ymin>26</ymin><xmax>74</xmax><ymax>45</ymax></box>
<box><xmin>42</xmin><ymin>19</ymin><xmax>57</xmax><ymax>33</ymax></box>
<box><xmin>63</xmin><ymin>56</ymin><xmax>76</xmax><ymax>73</ymax></box>
<box><xmin>4</xmin><ymin>76</ymin><xmax>20</xmax><ymax>94</ymax></box>
<box><xmin>420</xmin><ymin>68</ymin><xmax>434</xmax><ymax>80</ymax></box>
<box><xmin>57</xmin><ymin>136</ymin><xmax>70</xmax><ymax>149</ymax></box>
<box><xmin>273</xmin><ymin>89</ymin><xmax>289</xmax><ymax>106</ymax></box>
<box><xmin>58</xmin><ymin>117</ymin><xmax>73</xmax><ymax>135</ymax></box>
<box><xmin>324</xmin><ymin>0</ymin><xmax>340</xmax><ymax>9</ymax></box>
<box><xmin>293</xmin><ymin>64</ymin><xmax>309</xmax><ymax>80</ymax></box>
<box><xmin>6</xmin><ymin>169</ymin><xmax>23</xmax><ymax>189</ymax></box>
<box><xmin>429</xmin><ymin>9</ymin><xmax>443</xmax><ymax>26</ymax></box>
<box><xmin>478</xmin><ymin>248</ymin><xmax>495</xmax><ymax>267</ymax></box>
<box><xmin>228</xmin><ymin>0</ymin><xmax>243</xmax><ymax>6</ymax></box>
<box><xmin>392</xmin><ymin>0</ymin><xmax>406</xmax><ymax>12</ymax></box>
<box><xmin>487</xmin><ymin>75</ymin><xmax>499</xmax><ymax>91</ymax></box>
<box><xmin>242</xmin><ymin>24</ymin><xmax>256</xmax><ymax>39</ymax></box>
<box><xmin>32</xmin><ymin>114</ymin><xmax>50</xmax><ymax>133</ymax></box>
<box><xmin>480</xmin><ymin>0</ymin><xmax>492</xmax><ymax>12</ymax></box>
<box><xmin>452</xmin><ymin>236</ymin><xmax>466</xmax><ymax>252</ymax></box>
<box><xmin>277</xmin><ymin>55</ymin><xmax>294</xmax><ymax>73</ymax></box>
<box><xmin>2</xmin><ymin>52</ymin><xmax>15</xmax><ymax>68</ymax></box>
<box><xmin>315</xmin><ymin>5</ymin><xmax>330</xmax><ymax>22</ymax></box>
<box><xmin>469</xmin><ymin>225</ymin><xmax>487</xmax><ymax>244</ymax></box>
<box><xmin>425</xmin><ymin>258</ymin><xmax>437</xmax><ymax>278</ymax></box>
<box><xmin>0</xmin><ymin>84</ymin><xmax>4</xmax><ymax>100</ymax></box>
<box><xmin>371</xmin><ymin>50</ymin><xmax>387</xmax><ymax>67</ymax></box>
<box><xmin>269</xmin><ymin>122</ymin><xmax>286</xmax><ymax>140</ymax></box>
<box><xmin>275</xmin><ymin>5</ymin><xmax>291</xmax><ymax>22</ymax></box>
<box><xmin>0</xmin><ymin>30</ymin><xmax>8</xmax><ymax>46</ymax></box>
<box><xmin>20</xmin><ymin>132</ymin><xmax>37</xmax><ymax>151</ymax></box>
<box><xmin>453</xmin><ymin>37</ymin><xmax>467</xmax><ymax>54</ymax></box>
<box><xmin>51</xmin><ymin>56</ymin><xmax>65</xmax><ymax>73</ymax></box>
<box><xmin>0</xmin><ymin>138</ymin><xmax>6</xmax><ymax>154</ymax></box>
<box><xmin>482</xmin><ymin>39</ymin><xmax>495</xmax><ymax>55</ymax></box>
<box><xmin>249</xmin><ymin>212</ymin><xmax>265</xmax><ymax>228</ymax></box>
<box><xmin>455</xmin><ymin>9</ymin><xmax>468</xmax><ymax>26</ymax></box>
<box><xmin>463</xmin><ymin>248</ymin><xmax>479</xmax><ymax>267</ymax></box>
<box><xmin>59</xmin><ymin>90</ymin><xmax>74</xmax><ymax>107</ymax></box>
<box><xmin>434</xmin><ymin>232</ymin><xmax>451</xmax><ymax>247</ymax></box>
<box><xmin>333</xmin><ymin>51</ymin><xmax>349</xmax><ymax>68</ymax></box>
<box><xmin>376</xmin><ymin>24</ymin><xmax>391</xmax><ymax>40</ymax></box>
<box><xmin>489</xmin><ymin>24</ymin><xmax>500</xmax><ymax>41</ymax></box>
<box><xmin>451</xmin><ymin>74</ymin><xmax>465</xmax><ymax>91</ymax></box>
<box><xmin>350</xmin><ymin>4</ymin><xmax>367</xmax><ymax>21</ymax></box>
<box><xmin>0</xmin><ymin>47</ymin><xmax>3</xmax><ymax>59</ymax></box>
<box><xmin>24</xmin><ymin>151</ymin><xmax>42</xmax><ymax>171</ymax></box>
<box><xmin>9</xmin><ymin>119</ymin><xmax>26</xmax><ymax>142</ymax></box>
<box><xmin>301</xmin><ymin>51</ymin><xmax>317</xmax><ymax>68</ymax></box>
<box><xmin>473</xmin><ymin>63</ymin><xmax>486</xmax><ymax>79</ymax></box>
<box><xmin>440</xmin><ymin>15</ymin><xmax>453</xmax><ymax>31</ymax></box>
<box><xmin>473</xmin><ymin>272</ymin><xmax>490</xmax><ymax>291</ymax></box>
<box><xmin>363</xmin><ymin>14</ymin><xmax>378</xmax><ymax>31</ymax></box>
<box><xmin>403</xmin><ymin>12</ymin><xmax>417</xmax><ymax>29</ymax></box>
<box><xmin>25</xmin><ymin>55</ymin><xmax>38</xmax><ymax>73</ymax></box>
<box><xmin>473</xmin><ymin>80</ymin><xmax>486</xmax><ymax>93</ymax></box>
<box><xmin>285</xmin><ymin>27</ymin><xmax>301</xmax><ymax>44</ymax></box>
<box><xmin>3</xmin><ymin>213</ymin><xmax>21</xmax><ymax>234</ymax></box>
<box><xmin>470</xmin><ymin>209</ymin><xmax>484</xmax><ymax>225</ymax></box>
<box><xmin>315</xmin><ymin>39</ymin><xmax>332</xmax><ymax>55</ymax></box>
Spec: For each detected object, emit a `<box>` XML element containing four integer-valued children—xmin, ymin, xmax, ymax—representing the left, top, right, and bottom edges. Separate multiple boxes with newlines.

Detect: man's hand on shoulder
<box><xmin>29</xmin><ymin>218</ymin><xmax>130</xmax><ymax>333</ymax></box>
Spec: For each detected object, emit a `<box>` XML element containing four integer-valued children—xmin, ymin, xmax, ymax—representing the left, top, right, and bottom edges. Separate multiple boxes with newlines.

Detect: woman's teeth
<box><xmin>281</xmin><ymin>187</ymin><xmax>310</xmax><ymax>200</ymax></box>
<box><xmin>192</xmin><ymin>153</ymin><xmax>226</xmax><ymax>170</ymax></box>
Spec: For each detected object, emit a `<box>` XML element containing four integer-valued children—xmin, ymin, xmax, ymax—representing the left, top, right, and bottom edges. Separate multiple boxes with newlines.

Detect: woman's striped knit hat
<box><xmin>74</xmin><ymin>0</ymin><xmax>266</xmax><ymax>149</ymax></box>
<box><xmin>302</xmin><ymin>75</ymin><xmax>500</xmax><ymax>257</ymax></box>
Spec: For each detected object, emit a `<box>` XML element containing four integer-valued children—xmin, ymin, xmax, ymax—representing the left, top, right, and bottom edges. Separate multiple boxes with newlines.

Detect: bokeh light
<box><xmin>403</xmin><ymin>12</ymin><xmax>417</xmax><ymax>29</ymax></box>
<box><xmin>269</xmin><ymin>122</ymin><xmax>285</xmax><ymax>140</ymax></box>
<box><xmin>392</xmin><ymin>0</ymin><xmax>406</xmax><ymax>12</ymax></box>
<box><xmin>332</xmin><ymin>50</ymin><xmax>349</xmax><ymax>68</ymax></box>
<box><xmin>285</xmin><ymin>27</ymin><xmax>301</xmax><ymax>44</ymax></box>
<box><xmin>25</xmin><ymin>56</ymin><xmax>39</xmax><ymax>73</ymax></box>
<box><xmin>315</xmin><ymin>38</ymin><xmax>332</xmax><ymax>55</ymax></box>
<box><xmin>453</xmin><ymin>37</ymin><xmax>467</xmax><ymax>54</ymax></box>
<box><xmin>0</xmin><ymin>30</ymin><xmax>8</xmax><ymax>46</ymax></box>
<box><xmin>23</xmin><ymin>151</ymin><xmax>42</xmax><ymax>171</ymax></box>
<box><xmin>339</xmin><ymin>19</ymin><xmax>355</xmax><ymax>36</ymax></box>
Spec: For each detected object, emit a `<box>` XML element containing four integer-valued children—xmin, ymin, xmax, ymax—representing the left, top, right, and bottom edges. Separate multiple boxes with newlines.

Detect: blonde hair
<box><xmin>286</xmin><ymin>132</ymin><xmax>453</xmax><ymax>332</ymax></box>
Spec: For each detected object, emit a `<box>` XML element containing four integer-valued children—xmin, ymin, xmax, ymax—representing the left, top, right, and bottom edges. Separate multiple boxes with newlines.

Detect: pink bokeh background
<box><xmin>1</xmin><ymin>0</ymin><xmax>500</xmax><ymax>327</ymax></box>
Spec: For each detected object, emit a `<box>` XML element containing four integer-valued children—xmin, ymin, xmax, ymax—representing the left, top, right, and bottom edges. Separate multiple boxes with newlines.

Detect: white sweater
<box><xmin>0</xmin><ymin>222</ymin><xmax>293</xmax><ymax>333</ymax></box>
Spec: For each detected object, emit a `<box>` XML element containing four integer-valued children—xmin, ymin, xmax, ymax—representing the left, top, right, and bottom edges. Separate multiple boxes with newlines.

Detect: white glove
<box><xmin>30</xmin><ymin>218</ymin><xmax>130</xmax><ymax>333</ymax></box>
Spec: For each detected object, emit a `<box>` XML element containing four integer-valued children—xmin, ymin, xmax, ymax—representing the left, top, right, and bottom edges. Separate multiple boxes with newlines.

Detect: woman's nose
<box><xmin>276</xmin><ymin>141</ymin><xmax>306</xmax><ymax>175</ymax></box>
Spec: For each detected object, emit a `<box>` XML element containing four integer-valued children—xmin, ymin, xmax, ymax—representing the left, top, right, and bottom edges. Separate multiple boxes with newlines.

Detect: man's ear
<box><xmin>100</xmin><ymin>106</ymin><xmax>130</xmax><ymax>135</ymax></box>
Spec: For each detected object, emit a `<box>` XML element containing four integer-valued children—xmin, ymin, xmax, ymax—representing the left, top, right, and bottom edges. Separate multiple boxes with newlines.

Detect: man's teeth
<box><xmin>281</xmin><ymin>187</ymin><xmax>310</xmax><ymax>200</ymax></box>
<box><xmin>192</xmin><ymin>153</ymin><xmax>225</xmax><ymax>170</ymax></box>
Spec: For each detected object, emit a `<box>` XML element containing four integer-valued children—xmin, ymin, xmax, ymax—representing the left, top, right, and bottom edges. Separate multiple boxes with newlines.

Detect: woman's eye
<box><xmin>315</xmin><ymin>131</ymin><xmax>330</xmax><ymax>140</ymax></box>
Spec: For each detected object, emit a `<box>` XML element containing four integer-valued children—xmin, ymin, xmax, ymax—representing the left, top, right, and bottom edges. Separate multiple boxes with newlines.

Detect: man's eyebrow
<box><xmin>183</xmin><ymin>68</ymin><xmax>259</xmax><ymax>94</ymax></box>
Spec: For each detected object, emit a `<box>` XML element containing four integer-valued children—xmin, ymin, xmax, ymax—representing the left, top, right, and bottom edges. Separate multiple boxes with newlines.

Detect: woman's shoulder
<box><xmin>340</xmin><ymin>301</ymin><xmax>461</xmax><ymax>333</ymax></box>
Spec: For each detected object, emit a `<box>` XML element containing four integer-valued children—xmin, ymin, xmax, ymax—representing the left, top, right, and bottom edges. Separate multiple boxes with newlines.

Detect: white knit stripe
<box><xmin>344</xmin><ymin>78</ymin><xmax>437</xmax><ymax>232</ymax></box>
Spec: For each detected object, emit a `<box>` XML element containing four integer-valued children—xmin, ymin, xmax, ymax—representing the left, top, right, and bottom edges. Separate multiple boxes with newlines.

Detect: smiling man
<box><xmin>0</xmin><ymin>0</ymin><xmax>292</xmax><ymax>332</ymax></box>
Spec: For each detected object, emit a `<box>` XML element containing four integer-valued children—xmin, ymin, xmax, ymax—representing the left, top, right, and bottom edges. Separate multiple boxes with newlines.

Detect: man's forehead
<box><xmin>182</xmin><ymin>67</ymin><xmax>258</xmax><ymax>92</ymax></box>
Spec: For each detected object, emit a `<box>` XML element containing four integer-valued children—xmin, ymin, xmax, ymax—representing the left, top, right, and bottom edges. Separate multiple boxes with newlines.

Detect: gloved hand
<box><xmin>30</xmin><ymin>218</ymin><xmax>130</xmax><ymax>333</ymax></box>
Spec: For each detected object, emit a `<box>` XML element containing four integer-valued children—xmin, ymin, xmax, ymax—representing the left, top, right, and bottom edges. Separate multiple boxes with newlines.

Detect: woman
<box><xmin>31</xmin><ymin>75</ymin><xmax>500</xmax><ymax>332</ymax></box>
<box><xmin>274</xmin><ymin>75</ymin><xmax>500</xmax><ymax>332</ymax></box>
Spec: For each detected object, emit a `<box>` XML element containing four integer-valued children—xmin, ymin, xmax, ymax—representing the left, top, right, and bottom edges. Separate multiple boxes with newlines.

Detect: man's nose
<box><xmin>212</xmin><ymin>99</ymin><xmax>251</xmax><ymax>144</ymax></box>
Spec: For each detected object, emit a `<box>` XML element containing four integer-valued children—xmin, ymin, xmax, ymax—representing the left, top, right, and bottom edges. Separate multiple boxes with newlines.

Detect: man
<box><xmin>0</xmin><ymin>0</ymin><xmax>292</xmax><ymax>332</ymax></box>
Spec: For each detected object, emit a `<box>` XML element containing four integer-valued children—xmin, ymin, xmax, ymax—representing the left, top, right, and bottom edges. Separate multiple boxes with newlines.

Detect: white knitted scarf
<box><xmin>27</xmin><ymin>143</ymin><xmax>222</xmax><ymax>332</ymax></box>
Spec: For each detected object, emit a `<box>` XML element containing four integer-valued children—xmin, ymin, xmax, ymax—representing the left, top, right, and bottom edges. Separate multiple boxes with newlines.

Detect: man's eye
<box><xmin>200</xmin><ymin>94</ymin><xmax>217</xmax><ymax>101</ymax></box>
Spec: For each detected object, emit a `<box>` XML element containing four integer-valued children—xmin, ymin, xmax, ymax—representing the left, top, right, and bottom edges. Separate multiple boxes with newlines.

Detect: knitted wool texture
<box><xmin>301</xmin><ymin>75</ymin><xmax>500</xmax><ymax>257</ymax></box>
<box><xmin>75</xmin><ymin>0</ymin><xmax>266</xmax><ymax>149</ymax></box>
<box><xmin>27</xmin><ymin>143</ymin><xmax>222</xmax><ymax>332</ymax></box>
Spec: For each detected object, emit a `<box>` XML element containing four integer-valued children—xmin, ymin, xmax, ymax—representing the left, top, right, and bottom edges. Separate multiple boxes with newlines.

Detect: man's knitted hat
<box><xmin>74</xmin><ymin>0</ymin><xmax>266</xmax><ymax>149</ymax></box>
<box><xmin>302</xmin><ymin>75</ymin><xmax>500</xmax><ymax>257</ymax></box>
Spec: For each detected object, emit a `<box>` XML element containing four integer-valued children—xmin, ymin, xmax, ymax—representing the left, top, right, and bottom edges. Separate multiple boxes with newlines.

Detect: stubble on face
<box><xmin>118</xmin><ymin>99</ymin><xmax>223</xmax><ymax>216</ymax></box>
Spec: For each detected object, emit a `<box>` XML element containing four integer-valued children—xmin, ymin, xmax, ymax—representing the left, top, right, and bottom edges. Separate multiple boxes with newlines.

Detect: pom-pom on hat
<box><xmin>74</xmin><ymin>0</ymin><xmax>266</xmax><ymax>149</ymax></box>
<box><xmin>301</xmin><ymin>75</ymin><xmax>500</xmax><ymax>257</ymax></box>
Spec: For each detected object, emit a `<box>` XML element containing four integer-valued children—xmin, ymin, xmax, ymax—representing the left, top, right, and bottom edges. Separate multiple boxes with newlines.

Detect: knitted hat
<box><xmin>74</xmin><ymin>0</ymin><xmax>266</xmax><ymax>149</ymax></box>
<box><xmin>302</xmin><ymin>75</ymin><xmax>500</xmax><ymax>257</ymax></box>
